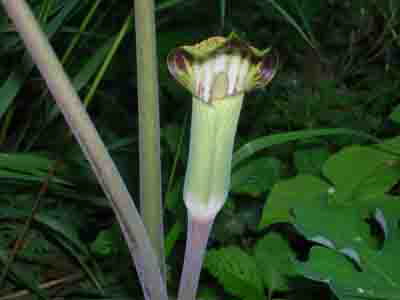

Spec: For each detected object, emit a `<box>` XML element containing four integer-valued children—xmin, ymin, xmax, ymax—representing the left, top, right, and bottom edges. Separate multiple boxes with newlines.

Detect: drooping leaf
<box><xmin>232</xmin><ymin>128</ymin><xmax>379</xmax><ymax>168</ymax></box>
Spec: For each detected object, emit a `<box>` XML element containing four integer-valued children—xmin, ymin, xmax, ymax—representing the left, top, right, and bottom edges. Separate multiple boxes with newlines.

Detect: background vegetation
<box><xmin>0</xmin><ymin>0</ymin><xmax>400</xmax><ymax>299</ymax></box>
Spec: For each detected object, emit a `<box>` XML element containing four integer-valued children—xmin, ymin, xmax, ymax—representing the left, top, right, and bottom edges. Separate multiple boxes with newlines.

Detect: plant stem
<box><xmin>0</xmin><ymin>1</ymin><xmax>167</xmax><ymax>299</ymax></box>
<box><xmin>178</xmin><ymin>214</ymin><xmax>214</xmax><ymax>300</ymax></box>
<box><xmin>134</xmin><ymin>0</ymin><xmax>166</xmax><ymax>278</ymax></box>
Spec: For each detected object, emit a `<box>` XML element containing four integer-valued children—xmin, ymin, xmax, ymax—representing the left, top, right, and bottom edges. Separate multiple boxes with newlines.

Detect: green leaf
<box><xmin>90</xmin><ymin>229</ymin><xmax>117</xmax><ymax>257</ymax></box>
<box><xmin>205</xmin><ymin>246</ymin><xmax>265</xmax><ymax>300</ymax></box>
<box><xmin>0</xmin><ymin>152</ymin><xmax>70</xmax><ymax>185</ymax></box>
<box><xmin>322</xmin><ymin>142</ymin><xmax>400</xmax><ymax>205</ymax></box>
<box><xmin>295</xmin><ymin>202</ymin><xmax>400</xmax><ymax>300</ymax></box>
<box><xmin>294</xmin><ymin>147</ymin><xmax>330</xmax><ymax>175</ymax></box>
<box><xmin>0</xmin><ymin>0</ymin><xmax>82</xmax><ymax>120</ymax></box>
<box><xmin>293</xmin><ymin>193</ymin><xmax>373</xmax><ymax>251</ymax></box>
<box><xmin>390</xmin><ymin>104</ymin><xmax>400</xmax><ymax>123</ymax></box>
<box><xmin>165</xmin><ymin>221</ymin><xmax>182</xmax><ymax>258</ymax></box>
<box><xmin>50</xmin><ymin>231</ymin><xmax>104</xmax><ymax>293</ymax></box>
<box><xmin>197</xmin><ymin>287</ymin><xmax>219</xmax><ymax>300</ymax></box>
<box><xmin>47</xmin><ymin>37</ymin><xmax>114</xmax><ymax>122</ymax></box>
<box><xmin>254</xmin><ymin>233</ymin><xmax>297</xmax><ymax>292</ymax></box>
<box><xmin>0</xmin><ymin>152</ymin><xmax>53</xmax><ymax>171</ymax></box>
<box><xmin>0</xmin><ymin>249</ymin><xmax>49</xmax><ymax>300</ymax></box>
<box><xmin>259</xmin><ymin>174</ymin><xmax>329</xmax><ymax>229</ymax></box>
<box><xmin>260</xmin><ymin>137</ymin><xmax>400</xmax><ymax>230</ymax></box>
<box><xmin>231</xmin><ymin>157</ymin><xmax>282</xmax><ymax>197</ymax></box>
<box><xmin>232</xmin><ymin>128</ymin><xmax>379</xmax><ymax>168</ymax></box>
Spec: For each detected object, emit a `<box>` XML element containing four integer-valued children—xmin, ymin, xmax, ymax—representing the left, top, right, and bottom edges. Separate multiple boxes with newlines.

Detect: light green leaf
<box><xmin>259</xmin><ymin>174</ymin><xmax>329</xmax><ymax>229</ymax></box>
<box><xmin>322</xmin><ymin>143</ymin><xmax>400</xmax><ymax>205</ymax></box>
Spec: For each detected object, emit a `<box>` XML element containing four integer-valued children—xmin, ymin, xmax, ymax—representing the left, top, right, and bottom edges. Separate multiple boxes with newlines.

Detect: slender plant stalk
<box><xmin>178</xmin><ymin>214</ymin><xmax>214</xmax><ymax>300</ymax></box>
<box><xmin>133</xmin><ymin>0</ymin><xmax>166</xmax><ymax>278</ymax></box>
<box><xmin>0</xmin><ymin>1</ymin><xmax>167</xmax><ymax>299</ymax></box>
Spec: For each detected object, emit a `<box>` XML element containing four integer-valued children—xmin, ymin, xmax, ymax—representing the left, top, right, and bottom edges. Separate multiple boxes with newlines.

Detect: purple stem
<box><xmin>178</xmin><ymin>213</ymin><xmax>214</xmax><ymax>300</ymax></box>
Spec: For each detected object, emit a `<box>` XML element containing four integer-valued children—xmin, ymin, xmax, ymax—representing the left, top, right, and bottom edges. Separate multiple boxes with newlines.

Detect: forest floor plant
<box><xmin>1</xmin><ymin>1</ymin><xmax>279</xmax><ymax>298</ymax></box>
<box><xmin>0</xmin><ymin>1</ymin><xmax>167</xmax><ymax>300</ymax></box>
<box><xmin>2</xmin><ymin>1</ymin><xmax>396</xmax><ymax>300</ymax></box>
<box><xmin>167</xmin><ymin>34</ymin><xmax>278</xmax><ymax>299</ymax></box>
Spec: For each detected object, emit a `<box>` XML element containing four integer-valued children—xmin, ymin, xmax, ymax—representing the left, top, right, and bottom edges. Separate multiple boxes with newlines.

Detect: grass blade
<box><xmin>232</xmin><ymin>128</ymin><xmax>380</xmax><ymax>168</ymax></box>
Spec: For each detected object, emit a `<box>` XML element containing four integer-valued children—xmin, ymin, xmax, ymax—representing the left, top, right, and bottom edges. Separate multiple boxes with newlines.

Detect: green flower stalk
<box><xmin>168</xmin><ymin>33</ymin><xmax>278</xmax><ymax>300</ymax></box>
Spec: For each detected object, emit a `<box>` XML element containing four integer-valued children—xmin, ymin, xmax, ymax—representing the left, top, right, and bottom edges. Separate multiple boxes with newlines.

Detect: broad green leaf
<box><xmin>296</xmin><ymin>247</ymin><xmax>400</xmax><ymax>300</ymax></box>
<box><xmin>294</xmin><ymin>147</ymin><xmax>330</xmax><ymax>175</ymax></box>
<box><xmin>292</xmin><ymin>193</ymin><xmax>373</xmax><ymax>251</ymax></box>
<box><xmin>205</xmin><ymin>246</ymin><xmax>265</xmax><ymax>300</ymax></box>
<box><xmin>322</xmin><ymin>144</ymin><xmax>400</xmax><ymax>205</ymax></box>
<box><xmin>295</xmin><ymin>202</ymin><xmax>400</xmax><ymax>300</ymax></box>
<box><xmin>259</xmin><ymin>174</ymin><xmax>329</xmax><ymax>229</ymax></box>
<box><xmin>231</xmin><ymin>157</ymin><xmax>282</xmax><ymax>197</ymax></box>
<box><xmin>254</xmin><ymin>233</ymin><xmax>297</xmax><ymax>292</ymax></box>
<box><xmin>260</xmin><ymin>138</ymin><xmax>400</xmax><ymax>230</ymax></box>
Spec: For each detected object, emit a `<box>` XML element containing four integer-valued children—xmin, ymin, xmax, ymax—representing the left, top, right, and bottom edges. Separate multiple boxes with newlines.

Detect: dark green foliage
<box><xmin>1</xmin><ymin>0</ymin><xmax>400</xmax><ymax>299</ymax></box>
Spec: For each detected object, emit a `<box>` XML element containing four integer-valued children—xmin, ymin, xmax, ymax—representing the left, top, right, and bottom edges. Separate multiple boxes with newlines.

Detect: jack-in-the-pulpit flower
<box><xmin>168</xmin><ymin>33</ymin><xmax>278</xmax><ymax>220</ymax></box>
<box><xmin>169</xmin><ymin>34</ymin><xmax>278</xmax><ymax>300</ymax></box>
